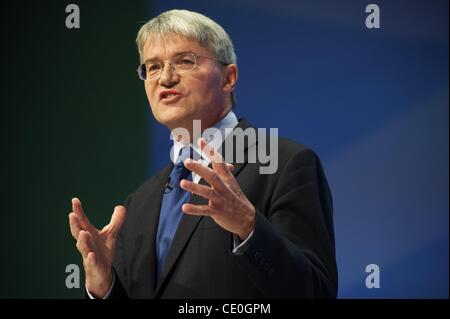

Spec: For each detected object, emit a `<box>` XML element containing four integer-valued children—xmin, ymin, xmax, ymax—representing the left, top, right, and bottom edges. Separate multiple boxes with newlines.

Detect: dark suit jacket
<box><xmin>109</xmin><ymin>119</ymin><xmax>338</xmax><ymax>298</ymax></box>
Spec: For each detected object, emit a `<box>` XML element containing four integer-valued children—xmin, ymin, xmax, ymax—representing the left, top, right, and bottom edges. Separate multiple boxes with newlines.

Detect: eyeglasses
<box><xmin>136</xmin><ymin>52</ymin><xmax>227</xmax><ymax>81</ymax></box>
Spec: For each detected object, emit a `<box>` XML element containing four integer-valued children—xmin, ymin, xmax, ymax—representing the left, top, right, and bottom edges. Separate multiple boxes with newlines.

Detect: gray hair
<box><xmin>136</xmin><ymin>9</ymin><xmax>237</xmax><ymax>106</ymax></box>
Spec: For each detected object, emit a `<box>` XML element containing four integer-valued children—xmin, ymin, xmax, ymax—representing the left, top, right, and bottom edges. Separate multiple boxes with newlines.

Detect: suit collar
<box><xmin>131</xmin><ymin>164</ymin><xmax>172</xmax><ymax>296</ymax></box>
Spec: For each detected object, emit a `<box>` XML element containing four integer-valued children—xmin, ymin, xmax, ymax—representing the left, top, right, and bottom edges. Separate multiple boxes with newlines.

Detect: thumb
<box><xmin>108</xmin><ymin>205</ymin><xmax>127</xmax><ymax>236</ymax></box>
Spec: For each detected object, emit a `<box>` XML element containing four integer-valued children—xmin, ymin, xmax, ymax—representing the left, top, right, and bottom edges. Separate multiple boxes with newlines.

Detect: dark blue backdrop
<box><xmin>146</xmin><ymin>0</ymin><xmax>449</xmax><ymax>298</ymax></box>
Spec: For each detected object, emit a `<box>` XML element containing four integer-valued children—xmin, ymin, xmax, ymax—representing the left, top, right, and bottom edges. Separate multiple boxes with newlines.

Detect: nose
<box><xmin>158</xmin><ymin>61</ymin><xmax>179</xmax><ymax>87</ymax></box>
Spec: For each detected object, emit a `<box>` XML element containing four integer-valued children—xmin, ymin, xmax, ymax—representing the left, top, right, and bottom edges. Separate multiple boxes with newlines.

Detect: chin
<box><xmin>157</xmin><ymin>111</ymin><xmax>192</xmax><ymax>130</ymax></box>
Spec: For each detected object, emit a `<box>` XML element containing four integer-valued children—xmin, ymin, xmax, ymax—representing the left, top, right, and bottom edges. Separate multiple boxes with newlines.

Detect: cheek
<box><xmin>192</xmin><ymin>74</ymin><xmax>222</xmax><ymax>100</ymax></box>
<box><xmin>145</xmin><ymin>84</ymin><xmax>157</xmax><ymax>104</ymax></box>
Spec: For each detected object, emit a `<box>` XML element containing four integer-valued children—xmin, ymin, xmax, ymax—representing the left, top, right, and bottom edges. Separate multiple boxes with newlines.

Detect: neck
<box><xmin>169</xmin><ymin>106</ymin><xmax>231</xmax><ymax>144</ymax></box>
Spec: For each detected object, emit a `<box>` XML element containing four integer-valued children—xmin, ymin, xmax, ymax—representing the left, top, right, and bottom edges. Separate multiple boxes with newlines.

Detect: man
<box><xmin>68</xmin><ymin>9</ymin><xmax>338</xmax><ymax>298</ymax></box>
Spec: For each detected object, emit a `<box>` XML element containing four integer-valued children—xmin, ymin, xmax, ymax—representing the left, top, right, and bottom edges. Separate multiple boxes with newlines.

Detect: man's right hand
<box><xmin>68</xmin><ymin>198</ymin><xmax>127</xmax><ymax>298</ymax></box>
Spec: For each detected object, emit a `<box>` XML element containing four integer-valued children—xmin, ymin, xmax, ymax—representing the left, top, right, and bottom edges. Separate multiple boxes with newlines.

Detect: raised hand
<box><xmin>180</xmin><ymin>138</ymin><xmax>256</xmax><ymax>240</ymax></box>
<box><xmin>68</xmin><ymin>198</ymin><xmax>126</xmax><ymax>297</ymax></box>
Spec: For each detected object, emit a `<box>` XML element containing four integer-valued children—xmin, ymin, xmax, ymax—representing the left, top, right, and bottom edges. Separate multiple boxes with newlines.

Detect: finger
<box><xmin>85</xmin><ymin>251</ymin><xmax>97</xmax><ymax>269</ymax></box>
<box><xmin>183</xmin><ymin>159</ymin><xmax>227</xmax><ymax>192</ymax></box>
<box><xmin>76</xmin><ymin>230</ymin><xmax>94</xmax><ymax>260</ymax></box>
<box><xmin>68</xmin><ymin>212</ymin><xmax>82</xmax><ymax>240</ymax></box>
<box><xmin>198</xmin><ymin>138</ymin><xmax>230</xmax><ymax>177</ymax></box>
<box><xmin>201</xmin><ymin>139</ymin><xmax>239</xmax><ymax>188</ymax></box>
<box><xmin>198</xmin><ymin>138</ymin><xmax>223</xmax><ymax>163</ymax></box>
<box><xmin>72</xmin><ymin>197</ymin><xmax>95</xmax><ymax>232</ymax></box>
<box><xmin>108</xmin><ymin>205</ymin><xmax>127</xmax><ymax>236</ymax></box>
<box><xmin>182</xmin><ymin>203</ymin><xmax>217</xmax><ymax>216</ymax></box>
<box><xmin>180</xmin><ymin>179</ymin><xmax>224</xmax><ymax>204</ymax></box>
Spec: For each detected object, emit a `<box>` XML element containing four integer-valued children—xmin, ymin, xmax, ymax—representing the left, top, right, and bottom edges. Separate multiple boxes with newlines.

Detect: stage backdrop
<box><xmin>0</xmin><ymin>0</ymin><xmax>447</xmax><ymax>298</ymax></box>
<box><xmin>147</xmin><ymin>0</ymin><xmax>449</xmax><ymax>298</ymax></box>
<box><xmin>0</xmin><ymin>0</ymin><xmax>151</xmax><ymax>298</ymax></box>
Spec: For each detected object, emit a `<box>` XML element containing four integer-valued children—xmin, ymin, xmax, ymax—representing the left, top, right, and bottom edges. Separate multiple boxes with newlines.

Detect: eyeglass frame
<box><xmin>136</xmin><ymin>52</ymin><xmax>228</xmax><ymax>81</ymax></box>
<box><xmin>136</xmin><ymin>51</ymin><xmax>229</xmax><ymax>81</ymax></box>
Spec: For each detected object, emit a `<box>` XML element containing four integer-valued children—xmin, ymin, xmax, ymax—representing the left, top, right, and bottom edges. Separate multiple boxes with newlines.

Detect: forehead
<box><xmin>142</xmin><ymin>34</ymin><xmax>212</xmax><ymax>60</ymax></box>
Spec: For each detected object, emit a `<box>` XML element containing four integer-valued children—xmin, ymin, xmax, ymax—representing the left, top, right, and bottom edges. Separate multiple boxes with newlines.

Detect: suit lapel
<box><xmin>219</xmin><ymin>118</ymin><xmax>255</xmax><ymax>178</ymax></box>
<box><xmin>153</xmin><ymin>118</ymin><xmax>257</xmax><ymax>298</ymax></box>
<box><xmin>133</xmin><ymin>164</ymin><xmax>172</xmax><ymax>296</ymax></box>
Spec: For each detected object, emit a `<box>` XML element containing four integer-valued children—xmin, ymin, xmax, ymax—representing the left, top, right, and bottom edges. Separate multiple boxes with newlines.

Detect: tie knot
<box><xmin>175</xmin><ymin>146</ymin><xmax>193</xmax><ymax>167</ymax></box>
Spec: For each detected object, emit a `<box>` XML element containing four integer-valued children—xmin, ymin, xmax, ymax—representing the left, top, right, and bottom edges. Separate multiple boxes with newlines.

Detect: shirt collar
<box><xmin>171</xmin><ymin>111</ymin><xmax>238</xmax><ymax>182</ymax></box>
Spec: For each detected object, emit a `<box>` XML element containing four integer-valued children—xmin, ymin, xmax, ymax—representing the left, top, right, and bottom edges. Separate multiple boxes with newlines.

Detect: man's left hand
<box><xmin>180</xmin><ymin>138</ymin><xmax>256</xmax><ymax>240</ymax></box>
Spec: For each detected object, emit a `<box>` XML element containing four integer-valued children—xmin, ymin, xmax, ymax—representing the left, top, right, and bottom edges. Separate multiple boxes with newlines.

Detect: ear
<box><xmin>222</xmin><ymin>64</ymin><xmax>238</xmax><ymax>95</ymax></box>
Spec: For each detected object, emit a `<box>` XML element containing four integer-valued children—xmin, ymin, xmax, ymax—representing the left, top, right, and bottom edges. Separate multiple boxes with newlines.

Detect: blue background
<box><xmin>147</xmin><ymin>0</ymin><xmax>449</xmax><ymax>298</ymax></box>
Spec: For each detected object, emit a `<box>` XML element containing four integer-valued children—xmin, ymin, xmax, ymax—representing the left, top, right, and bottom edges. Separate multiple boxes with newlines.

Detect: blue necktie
<box><xmin>156</xmin><ymin>147</ymin><xmax>193</xmax><ymax>282</ymax></box>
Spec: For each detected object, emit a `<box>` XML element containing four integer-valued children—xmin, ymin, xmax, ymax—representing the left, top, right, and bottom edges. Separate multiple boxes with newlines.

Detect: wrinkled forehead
<box><xmin>142</xmin><ymin>33</ymin><xmax>212</xmax><ymax>61</ymax></box>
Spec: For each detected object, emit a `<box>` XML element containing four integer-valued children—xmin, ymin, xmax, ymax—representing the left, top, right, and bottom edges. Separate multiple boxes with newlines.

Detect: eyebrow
<box><xmin>143</xmin><ymin>51</ymin><xmax>194</xmax><ymax>64</ymax></box>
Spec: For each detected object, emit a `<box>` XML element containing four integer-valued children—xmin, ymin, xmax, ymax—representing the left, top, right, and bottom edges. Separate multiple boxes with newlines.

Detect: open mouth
<box><xmin>159</xmin><ymin>90</ymin><xmax>184</xmax><ymax>104</ymax></box>
<box><xmin>160</xmin><ymin>90</ymin><xmax>182</xmax><ymax>101</ymax></box>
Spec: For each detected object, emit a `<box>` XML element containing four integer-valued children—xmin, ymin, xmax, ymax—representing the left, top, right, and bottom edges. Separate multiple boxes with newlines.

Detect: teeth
<box><xmin>165</xmin><ymin>93</ymin><xmax>176</xmax><ymax>98</ymax></box>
